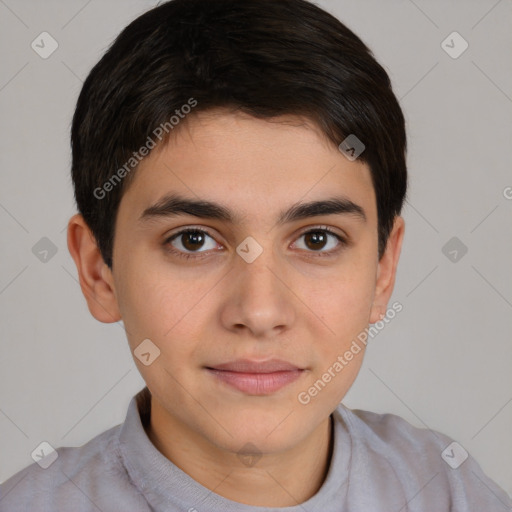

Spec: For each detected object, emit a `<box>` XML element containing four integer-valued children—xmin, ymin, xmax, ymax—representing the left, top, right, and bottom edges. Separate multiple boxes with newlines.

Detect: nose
<box><xmin>219</xmin><ymin>244</ymin><xmax>296</xmax><ymax>339</ymax></box>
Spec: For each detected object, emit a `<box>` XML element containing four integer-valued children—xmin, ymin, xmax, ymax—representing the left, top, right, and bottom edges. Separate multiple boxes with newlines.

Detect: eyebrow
<box><xmin>138</xmin><ymin>192</ymin><xmax>367</xmax><ymax>226</ymax></box>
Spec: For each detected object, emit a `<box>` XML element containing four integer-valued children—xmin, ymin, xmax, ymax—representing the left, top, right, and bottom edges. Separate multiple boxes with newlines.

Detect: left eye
<box><xmin>292</xmin><ymin>228</ymin><xmax>345</xmax><ymax>254</ymax></box>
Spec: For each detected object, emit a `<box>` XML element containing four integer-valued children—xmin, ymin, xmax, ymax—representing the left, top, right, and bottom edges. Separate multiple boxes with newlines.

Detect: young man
<box><xmin>1</xmin><ymin>0</ymin><xmax>510</xmax><ymax>510</ymax></box>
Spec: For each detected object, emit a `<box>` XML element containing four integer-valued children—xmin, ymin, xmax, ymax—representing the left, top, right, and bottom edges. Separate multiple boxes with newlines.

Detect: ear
<box><xmin>67</xmin><ymin>213</ymin><xmax>121</xmax><ymax>323</ymax></box>
<box><xmin>369</xmin><ymin>216</ymin><xmax>405</xmax><ymax>324</ymax></box>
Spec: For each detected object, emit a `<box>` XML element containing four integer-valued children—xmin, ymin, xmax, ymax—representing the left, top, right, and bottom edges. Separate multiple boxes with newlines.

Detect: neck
<box><xmin>146</xmin><ymin>399</ymin><xmax>333</xmax><ymax>507</ymax></box>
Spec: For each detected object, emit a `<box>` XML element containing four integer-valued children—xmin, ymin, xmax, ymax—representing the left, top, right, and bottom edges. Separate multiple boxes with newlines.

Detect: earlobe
<box><xmin>369</xmin><ymin>216</ymin><xmax>405</xmax><ymax>324</ymax></box>
<box><xmin>67</xmin><ymin>213</ymin><xmax>122</xmax><ymax>323</ymax></box>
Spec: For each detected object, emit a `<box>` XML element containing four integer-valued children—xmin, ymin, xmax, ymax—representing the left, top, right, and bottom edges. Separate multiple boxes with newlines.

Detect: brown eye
<box><xmin>181</xmin><ymin>231</ymin><xmax>206</xmax><ymax>251</ymax></box>
<box><xmin>293</xmin><ymin>227</ymin><xmax>347</xmax><ymax>256</ymax></box>
<box><xmin>303</xmin><ymin>231</ymin><xmax>329</xmax><ymax>251</ymax></box>
<box><xmin>165</xmin><ymin>229</ymin><xmax>219</xmax><ymax>258</ymax></box>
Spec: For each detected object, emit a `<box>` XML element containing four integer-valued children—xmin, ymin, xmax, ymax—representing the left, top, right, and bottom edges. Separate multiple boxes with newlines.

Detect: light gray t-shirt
<box><xmin>1</xmin><ymin>387</ymin><xmax>510</xmax><ymax>511</ymax></box>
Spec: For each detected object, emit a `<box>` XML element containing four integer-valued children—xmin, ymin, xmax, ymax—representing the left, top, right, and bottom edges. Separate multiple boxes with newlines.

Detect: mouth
<box><xmin>205</xmin><ymin>359</ymin><xmax>305</xmax><ymax>395</ymax></box>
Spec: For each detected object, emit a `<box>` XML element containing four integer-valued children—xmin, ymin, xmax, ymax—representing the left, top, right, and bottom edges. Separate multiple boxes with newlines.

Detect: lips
<box><xmin>206</xmin><ymin>359</ymin><xmax>305</xmax><ymax>395</ymax></box>
<box><xmin>209</xmin><ymin>359</ymin><xmax>301</xmax><ymax>373</ymax></box>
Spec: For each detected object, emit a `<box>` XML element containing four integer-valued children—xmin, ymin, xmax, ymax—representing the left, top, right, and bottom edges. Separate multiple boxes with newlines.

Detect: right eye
<box><xmin>164</xmin><ymin>228</ymin><xmax>222</xmax><ymax>259</ymax></box>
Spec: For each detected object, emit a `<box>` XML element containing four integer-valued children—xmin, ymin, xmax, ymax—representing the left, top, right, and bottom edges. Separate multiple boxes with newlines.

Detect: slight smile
<box><xmin>205</xmin><ymin>359</ymin><xmax>306</xmax><ymax>395</ymax></box>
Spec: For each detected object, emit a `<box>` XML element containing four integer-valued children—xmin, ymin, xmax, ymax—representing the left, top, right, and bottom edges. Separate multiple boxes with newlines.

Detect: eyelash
<box><xmin>163</xmin><ymin>225</ymin><xmax>348</xmax><ymax>260</ymax></box>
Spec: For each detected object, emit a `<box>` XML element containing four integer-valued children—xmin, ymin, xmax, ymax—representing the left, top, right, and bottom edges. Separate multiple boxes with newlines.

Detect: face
<box><xmin>77</xmin><ymin>110</ymin><xmax>403</xmax><ymax>457</ymax></box>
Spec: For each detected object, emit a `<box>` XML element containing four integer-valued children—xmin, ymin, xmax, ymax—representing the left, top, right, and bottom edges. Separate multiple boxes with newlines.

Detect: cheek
<box><xmin>303</xmin><ymin>259</ymin><xmax>376</xmax><ymax>340</ymax></box>
<box><xmin>115</xmin><ymin>257</ymin><xmax>213</xmax><ymax>357</ymax></box>
<box><xmin>114</xmin><ymin>257</ymin><xmax>177</xmax><ymax>344</ymax></box>
<box><xmin>295</xmin><ymin>266</ymin><xmax>374</xmax><ymax>408</ymax></box>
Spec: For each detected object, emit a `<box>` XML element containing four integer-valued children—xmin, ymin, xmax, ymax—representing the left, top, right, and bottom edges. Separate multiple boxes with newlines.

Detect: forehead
<box><xmin>118</xmin><ymin>111</ymin><xmax>377</xmax><ymax>226</ymax></box>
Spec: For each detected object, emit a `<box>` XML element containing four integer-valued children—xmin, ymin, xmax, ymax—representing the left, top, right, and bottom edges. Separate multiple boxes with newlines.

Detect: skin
<box><xmin>67</xmin><ymin>109</ymin><xmax>404</xmax><ymax>507</ymax></box>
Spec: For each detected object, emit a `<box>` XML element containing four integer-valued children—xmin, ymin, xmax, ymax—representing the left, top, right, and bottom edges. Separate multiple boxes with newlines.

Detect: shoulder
<box><xmin>340</xmin><ymin>406</ymin><xmax>449</xmax><ymax>454</ymax></box>
<box><xmin>333</xmin><ymin>404</ymin><xmax>512</xmax><ymax>511</ymax></box>
<box><xmin>0</xmin><ymin>424</ymin><xmax>146</xmax><ymax>512</ymax></box>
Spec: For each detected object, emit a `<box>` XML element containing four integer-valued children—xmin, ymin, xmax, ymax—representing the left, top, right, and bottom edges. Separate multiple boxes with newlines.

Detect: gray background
<box><xmin>1</xmin><ymin>0</ymin><xmax>511</xmax><ymax>499</ymax></box>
